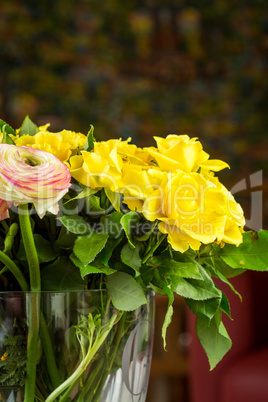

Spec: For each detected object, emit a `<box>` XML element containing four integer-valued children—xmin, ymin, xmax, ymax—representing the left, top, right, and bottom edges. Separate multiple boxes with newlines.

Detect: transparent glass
<box><xmin>0</xmin><ymin>290</ymin><xmax>155</xmax><ymax>402</ymax></box>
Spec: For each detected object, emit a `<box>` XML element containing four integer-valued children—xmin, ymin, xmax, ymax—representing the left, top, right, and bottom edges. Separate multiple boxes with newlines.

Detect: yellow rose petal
<box><xmin>200</xmin><ymin>159</ymin><xmax>230</xmax><ymax>172</ymax></box>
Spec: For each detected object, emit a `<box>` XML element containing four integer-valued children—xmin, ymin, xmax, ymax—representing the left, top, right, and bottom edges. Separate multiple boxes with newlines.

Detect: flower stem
<box><xmin>0</xmin><ymin>251</ymin><xmax>29</xmax><ymax>291</ymax></box>
<box><xmin>18</xmin><ymin>204</ymin><xmax>40</xmax><ymax>291</ymax></box>
<box><xmin>24</xmin><ymin>292</ymin><xmax>40</xmax><ymax>402</ymax></box>
<box><xmin>46</xmin><ymin>312</ymin><xmax>119</xmax><ymax>402</ymax></box>
<box><xmin>18</xmin><ymin>204</ymin><xmax>41</xmax><ymax>402</ymax></box>
<box><xmin>84</xmin><ymin>312</ymin><xmax>129</xmax><ymax>401</ymax></box>
<box><xmin>40</xmin><ymin>313</ymin><xmax>61</xmax><ymax>389</ymax></box>
<box><xmin>142</xmin><ymin>233</ymin><xmax>167</xmax><ymax>264</ymax></box>
<box><xmin>78</xmin><ymin>358</ymin><xmax>104</xmax><ymax>399</ymax></box>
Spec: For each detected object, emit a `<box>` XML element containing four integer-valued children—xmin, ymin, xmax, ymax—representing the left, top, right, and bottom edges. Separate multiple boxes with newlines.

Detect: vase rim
<box><xmin>0</xmin><ymin>288</ymin><xmax>155</xmax><ymax>295</ymax></box>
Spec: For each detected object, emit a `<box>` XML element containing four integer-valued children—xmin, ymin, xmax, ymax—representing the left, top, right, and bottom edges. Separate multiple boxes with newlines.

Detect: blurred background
<box><xmin>0</xmin><ymin>1</ymin><xmax>267</xmax><ymax>400</ymax></box>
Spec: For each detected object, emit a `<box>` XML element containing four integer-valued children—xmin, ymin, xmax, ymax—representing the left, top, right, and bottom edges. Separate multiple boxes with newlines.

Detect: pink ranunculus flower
<box><xmin>0</xmin><ymin>144</ymin><xmax>71</xmax><ymax>219</ymax></box>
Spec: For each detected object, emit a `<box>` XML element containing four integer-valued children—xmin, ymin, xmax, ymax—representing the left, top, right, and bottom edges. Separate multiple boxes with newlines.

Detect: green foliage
<box><xmin>0</xmin><ymin>322</ymin><xmax>27</xmax><ymax>387</ymax></box>
<box><xmin>219</xmin><ymin>230</ymin><xmax>268</xmax><ymax>271</ymax></box>
<box><xmin>18</xmin><ymin>116</ymin><xmax>39</xmax><ymax>136</ymax></box>
<box><xmin>58</xmin><ymin>214</ymin><xmax>91</xmax><ymax>235</ymax></box>
<box><xmin>120</xmin><ymin>242</ymin><xmax>142</xmax><ymax>273</ymax></box>
<box><xmin>196</xmin><ymin>313</ymin><xmax>232</xmax><ymax>371</ymax></box>
<box><xmin>83</xmin><ymin>125</ymin><xmax>95</xmax><ymax>152</ymax></box>
<box><xmin>0</xmin><ymin>130</ymin><xmax>267</xmax><ymax>370</ymax></box>
<box><xmin>70</xmin><ymin>253</ymin><xmax>115</xmax><ymax>277</ymax></box>
<box><xmin>120</xmin><ymin>211</ymin><xmax>141</xmax><ymax>248</ymax></box>
<box><xmin>41</xmin><ymin>257</ymin><xmax>85</xmax><ymax>290</ymax></box>
<box><xmin>171</xmin><ymin>266</ymin><xmax>222</xmax><ymax>301</ymax></box>
<box><xmin>161</xmin><ymin>283</ymin><xmax>174</xmax><ymax>350</ymax></box>
<box><xmin>0</xmin><ymin>119</ymin><xmax>16</xmax><ymax>144</ymax></box>
<box><xmin>186</xmin><ymin>297</ymin><xmax>222</xmax><ymax>325</ymax></box>
<box><xmin>0</xmin><ymin>119</ymin><xmax>16</xmax><ymax>136</ymax></box>
<box><xmin>107</xmin><ymin>272</ymin><xmax>147</xmax><ymax>311</ymax></box>
<box><xmin>73</xmin><ymin>232</ymin><xmax>109</xmax><ymax>266</ymax></box>
<box><xmin>149</xmin><ymin>254</ymin><xmax>203</xmax><ymax>279</ymax></box>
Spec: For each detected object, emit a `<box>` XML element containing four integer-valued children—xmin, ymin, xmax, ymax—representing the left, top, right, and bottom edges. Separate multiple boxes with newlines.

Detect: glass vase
<box><xmin>0</xmin><ymin>289</ymin><xmax>155</xmax><ymax>402</ymax></box>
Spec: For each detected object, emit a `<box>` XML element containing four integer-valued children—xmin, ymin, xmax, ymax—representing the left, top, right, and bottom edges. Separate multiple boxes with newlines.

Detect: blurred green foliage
<box><xmin>0</xmin><ymin>0</ymin><xmax>267</xmax><ymax>226</ymax></box>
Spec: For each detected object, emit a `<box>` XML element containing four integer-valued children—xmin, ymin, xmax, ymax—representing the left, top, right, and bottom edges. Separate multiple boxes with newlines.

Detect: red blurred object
<box><xmin>187</xmin><ymin>271</ymin><xmax>268</xmax><ymax>402</ymax></box>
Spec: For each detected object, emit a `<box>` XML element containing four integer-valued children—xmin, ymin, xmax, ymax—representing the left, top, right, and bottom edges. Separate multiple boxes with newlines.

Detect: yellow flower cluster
<box><xmin>1</xmin><ymin>352</ymin><xmax>8</xmax><ymax>361</ymax></box>
<box><xmin>69</xmin><ymin>134</ymin><xmax>245</xmax><ymax>252</ymax></box>
<box><xmin>13</xmin><ymin>124</ymin><xmax>87</xmax><ymax>162</ymax></box>
<box><xmin>4</xmin><ymin>122</ymin><xmax>244</xmax><ymax>251</ymax></box>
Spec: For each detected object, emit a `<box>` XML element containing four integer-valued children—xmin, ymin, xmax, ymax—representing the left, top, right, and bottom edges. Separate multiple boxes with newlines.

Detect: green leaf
<box><xmin>171</xmin><ymin>266</ymin><xmax>221</xmax><ymax>300</ymax></box>
<box><xmin>70</xmin><ymin>253</ymin><xmax>115</xmax><ymax>277</ymax></box>
<box><xmin>135</xmin><ymin>221</ymin><xmax>157</xmax><ymax>241</ymax></box>
<box><xmin>149</xmin><ymin>255</ymin><xmax>202</xmax><ymax>280</ymax></box>
<box><xmin>19</xmin><ymin>116</ymin><xmax>39</xmax><ymax>136</ymax></box>
<box><xmin>219</xmin><ymin>230</ymin><xmax>268</xmax><ymax>271</ymax></box>
<box><xmin>121</xmin><ymin>243</ymin><xmax>142</xmax><ymax>273</ymax></box>
<box><xmin>58</xmin><ymin>215</ymin><xmax>91</xmax><ymax>235</ymax></box>
<box><xmin>101</xmin><ymin>211</ymin><xmax>123</xmax><ymax>239</ymax></box>
<box><xmin>65</xmin><ymin>186</ymin><xmax>98</xmax><ymax>202</ymax></box>
<box><xmin>112</xmin><ymin>261</ymin><xmax>135</xmax><ymax>276</ymax></box>
<box><xmin>33</xmin><ymin>234</ymin><xmax>58</xmax><ymax>263</ymax></box>
<box><xmin>74</xmin><ymin>232</ymin><xmax>108</xmax><ymax>266</ymax></box>
<box><xmin>220</xmin><ymin>292</ymin><xmax>232</xmax><ymax>318</ymax></box>
<box><xmin>16</xmin><ymin>234</ymin><xmax>57</xmax><ymax>264</ymax></box>
<box><xmin>208</xmin><ymin>261</ymin><xmax>242</xmax><ymax>301</ymax></box>
<box><xmin>161</xmin><ymin>283</ymin><xmax>174</xmax><ymax>350</ymax></box>
<box><xmin>106</xmin><ymin>272</ymin><xmax>147</xmax><ymax>311</ymax></box>
<box><xmin>97</xmin><ymin>235</ymin><xmax>123</xmax><ymax>267</ymax></box>
<box><xmin>196</xmin><ymin>314</ymin><xmax>232</xmax><ymax>370</ymax></box>
<box><xmin>55</xmin><ymin>226</ymin><xmax>77</xmax><ymax>249</ymax></box>
<box><xmin>83</xmin><ymin>125</ymin><xmax>95</xmax><ymax>152</ymax></box>
<box><xmin>84</xmin><ymin>194</ymin><xmax>104</xmax><ymax>214</ymax></box>
<box><xmin>120</xmin><ymin>211</ymin><xmax>140</xmax><ymax>248</ymax></box>
<box><xmin>204</xmin><ymin>250</ymin><xmax>246</xmax><ymax>278</ymax></box>
<box><xmin>0</xmin><ymin>119</ymin><xmax>16</xmax><ymax>136</ymax></box>
<box><xmin>186</xmin><ymin>297</ymin><xmax>221</xmax><ymax>325</ymax></box>
<box><xmin>140</xmin><ymin>264</ymin><xmax>155</xmax><ymax>285</ymax></box>
<box><xmin>41</xmin><ymin>257</ymin><xmax>85</xmax><ymax>290</ymax></box>
<box><xmin>0</xmin><ymin>123</ymin><xmax>15</xmax><ymax>144</ymax></box>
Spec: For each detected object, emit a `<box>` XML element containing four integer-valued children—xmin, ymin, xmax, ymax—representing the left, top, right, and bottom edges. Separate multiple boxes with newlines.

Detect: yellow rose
<box><xmin>15</xmin><ymin>132</ymin><xmax>71</xmax><ymax>162</ymax></box>
<box><xmin>146</xmin><ymin>134</ymin><xmax>229</xmax><ymax>173</ymax></box>
<box><xmin>142</xmin><ymin>170</ymin><xmax>245</xmax><ymax>252</ymax></box>
<box><xmin>57</xmin><ymin>129</ymin><xmax>87</xmax><ymax>150</ymax></box>
<box><xmin>14</xmin><ymin>127</ymin><xmax>87</xmax><ymax>162</ymax></box>
<box><xmin>69</xmin><ymin>138</ymin><xmax>153</xmax><ymax>192</ymax></box>
<box><xmin>117</xmin><ymin>142</ymin><xmax>151</xmax><ymax>166</ymax></box>
<box><xmin>118</xmin><ymin>164</ymin><xmax>156</xmax><ymax>212</ymax></box>
<box><xmin>69</xmin><ymin>139</ymin><xmax>128</xmax><ymax>190</ymax></box>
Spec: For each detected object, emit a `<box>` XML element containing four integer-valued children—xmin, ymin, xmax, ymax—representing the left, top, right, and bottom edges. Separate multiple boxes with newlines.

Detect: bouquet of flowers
<box><xmin>0</xmin><ymin>116</ymin><xmax>267</xmax><ymax>401</ymax></box>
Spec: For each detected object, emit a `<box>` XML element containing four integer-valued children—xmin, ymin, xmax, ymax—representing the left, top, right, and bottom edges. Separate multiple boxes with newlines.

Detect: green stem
<box><xmin>142</xmin><ymin>233</ymin><xmax>167</xmax><ymax>264</ymax></box>
<box><xmin>0</xmin><ymin>251</ymin><xmax>29</xmax><ymax>291</ymax></box>
<box><xmin>92</xmin><ymin>368</ymin><xmax>110</xmax><ymax>401</ymax></box>
<box><xmin>78</xmin><ymin>358</ymin><xmax>104</xmax><ymax>400</ymax></box>
<box><xmin>107</xmin><ymin>312</ymin><xmax>127</xmax><ymax>371</ymax></box>
<box><xmin>46</xmin><ymin>312</ymin><xmax>119</xmax><ymax>402</ymax></box>
<box><xmin>24</xmin><ymin>292</ymin><xmax>40</xmax><ymax>402</ymax></box>
<box><xmin>18</xmin><ymin>204</ymin><xmax>41</xmax><ymax>402</ymax></box>
<box><xmin>18</xmin><ymin>204</ymin><xmax>40</xmax><ymax>291</ymax></box>
<box><xmin>85</xmin><ymin>312</ymin><xmax>129</xmax><ymax>401</ymax></box>
<box><xmin>40</xmin><ymin>313</ymin><xmax>61</xmax><ymax>389</ymax></box>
